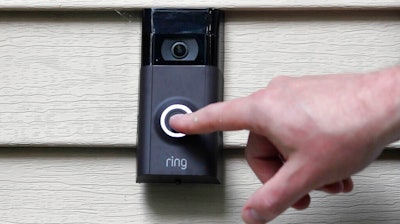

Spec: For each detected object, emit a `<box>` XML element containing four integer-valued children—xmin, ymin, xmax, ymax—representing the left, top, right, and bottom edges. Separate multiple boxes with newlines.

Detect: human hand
<box><xmin>170</xmin><ymin>67</ymin><xmax>400</xmax><ymax>223</ymax></box>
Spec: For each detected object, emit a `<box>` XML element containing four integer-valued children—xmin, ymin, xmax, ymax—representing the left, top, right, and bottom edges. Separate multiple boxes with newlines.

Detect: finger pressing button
<box><xmin>160</xmin><ymin>104</ymin><xmax>192</xmax><ymax>138</ymax></box>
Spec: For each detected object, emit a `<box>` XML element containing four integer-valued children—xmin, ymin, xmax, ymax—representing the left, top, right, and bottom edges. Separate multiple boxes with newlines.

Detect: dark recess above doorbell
<box><xmin>141</xmin><ymin>8</ymin><xmax>223</xmax><ymax>66</ymax></box>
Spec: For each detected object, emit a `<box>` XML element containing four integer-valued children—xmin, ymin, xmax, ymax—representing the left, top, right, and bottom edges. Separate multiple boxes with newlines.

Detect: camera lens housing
<box><xmin>142</xmin><ymin>8</ymin><xmax>223</xmax><ymax>67</ymax></box>
<box><xmin>161</xmin><ymin>38</ymin><xmax>199</xmax><ymax>62</ymax></box>
<box><xmin>171</xmin><ymin>42</ymin><xmax>189</xmax><ymax>59</ymax></box>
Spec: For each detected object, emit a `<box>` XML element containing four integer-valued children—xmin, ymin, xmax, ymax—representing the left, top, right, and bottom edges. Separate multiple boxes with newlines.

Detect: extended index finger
<box><xmin>169</xmin><ymin>96</ymin><xmax>254</xmax><ymax>134</ymax></box>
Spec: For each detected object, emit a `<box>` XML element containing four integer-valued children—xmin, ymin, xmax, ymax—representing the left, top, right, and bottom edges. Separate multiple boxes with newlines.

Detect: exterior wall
<box><xmin>0</xmin><ymin>148</ymin><xmax>398</xmax><ymax>224</ymax></box>
<box><xmin>0</xmin><ymin>0</ymin><xmax>399</xmax><ymax>10</ymax></box>
<box><xmin>0</xmin><ymin>5</ymin><xmax>399</xmax><ymax>223</ymax></box>
<box><xmin>1</xmin><ymin>10</ymin><xmax>399</xmax><ymax>147</ymax></box>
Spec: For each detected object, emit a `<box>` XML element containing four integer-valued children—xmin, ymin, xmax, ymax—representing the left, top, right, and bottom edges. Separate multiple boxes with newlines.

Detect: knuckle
<box><xmin>261</xmin><ymin>196</ymin><xmax>284</xmax><ymax>218</ymax></box>
<box><xmin>268</xmin><ymin>75</ymin><xmax>292</xmax><ymax>87</ymax></box>
<box><xmin>267</xmin><ymin>75</ymin><xmax>297</xmax><ymax>96</ymax></box>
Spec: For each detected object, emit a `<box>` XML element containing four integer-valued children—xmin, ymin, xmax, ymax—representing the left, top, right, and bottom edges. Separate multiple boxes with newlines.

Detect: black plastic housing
<box><xmin>137</xmin><ymin>8</ymin><xmax>224</xmax><ymax>183</ymax></box>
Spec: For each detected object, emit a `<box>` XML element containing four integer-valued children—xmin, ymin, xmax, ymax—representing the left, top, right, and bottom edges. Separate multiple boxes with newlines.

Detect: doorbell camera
<box><xmin>136</xmin><ymin>8</ymin><xmax>224</xmax><ymax>183</ymax></box>
<box><xmin>161</xmin><ymin>39</ymin><xmax>198</xmax><ymax>61</ymax></box>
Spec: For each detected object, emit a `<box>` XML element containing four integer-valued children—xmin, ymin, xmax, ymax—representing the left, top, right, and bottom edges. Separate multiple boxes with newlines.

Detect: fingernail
<box><xmin>248</xmin><ymin>208</ymin><xmax>267</xmax><ymax>223</ymax></box>
<box><xmin>169</xmin><ymin>114</ymin><xmax>184</xmax><ymax>122</ymax></box>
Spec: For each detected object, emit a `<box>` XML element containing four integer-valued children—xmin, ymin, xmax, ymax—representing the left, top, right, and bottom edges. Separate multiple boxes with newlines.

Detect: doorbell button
<box><xmin>160</xmin><ymin>104</ymin><xmax>192</xmax><ymax>138</ymax></box>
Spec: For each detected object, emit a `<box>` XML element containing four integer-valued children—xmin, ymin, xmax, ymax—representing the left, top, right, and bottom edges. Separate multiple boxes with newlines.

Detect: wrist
<box><xmin>365</xmin><ymin>66</ymin><xmax>400</xmax><ymax>146</ymax></box>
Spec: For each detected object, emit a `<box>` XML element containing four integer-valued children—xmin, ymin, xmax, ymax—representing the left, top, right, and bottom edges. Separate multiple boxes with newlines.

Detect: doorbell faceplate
<box><xmin>136</xmin><ymin>8</ymin><xmax>224</xmax><ymax>184</ymax></box>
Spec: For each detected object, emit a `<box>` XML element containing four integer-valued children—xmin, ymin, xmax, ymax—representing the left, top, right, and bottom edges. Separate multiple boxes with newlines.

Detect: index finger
<box><xmin>169</xmin><ymin>96</ymin><xmax>254</xmax><ymax>134</ymax></box>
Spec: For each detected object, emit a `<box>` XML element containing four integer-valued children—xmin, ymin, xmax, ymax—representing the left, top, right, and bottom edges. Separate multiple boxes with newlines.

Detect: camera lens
<box><xmin>171</xmin><ymin>42</ymin><xmax>188</xmax><ymax>59</ymax></box>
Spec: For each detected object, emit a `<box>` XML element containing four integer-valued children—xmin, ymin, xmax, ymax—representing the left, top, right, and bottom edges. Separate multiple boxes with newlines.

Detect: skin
<box><xmin>170</xmin><ymin>66</ymin><xmax>400</xmax><ymax>223</ymax></box>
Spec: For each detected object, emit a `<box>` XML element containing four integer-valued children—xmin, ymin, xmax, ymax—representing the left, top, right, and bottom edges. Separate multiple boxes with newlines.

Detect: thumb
<box><xmin>242</xmin><ymin>157</ymin><xmax>317</xmax><ymax>223</ymax></box>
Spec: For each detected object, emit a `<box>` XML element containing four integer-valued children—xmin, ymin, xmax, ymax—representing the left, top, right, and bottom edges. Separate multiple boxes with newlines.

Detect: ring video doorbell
<box><xmin>137</xmin><ymin>8</ymin><xmax>224</xmax><ymax>183</ymax></box>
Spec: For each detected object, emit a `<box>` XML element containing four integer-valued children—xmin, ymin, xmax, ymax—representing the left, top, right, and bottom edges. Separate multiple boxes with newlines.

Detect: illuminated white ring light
<box><xmin>160</xmin><ymin>104</ymin><xmax>192</xmax><ymax>138</ymax></box>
